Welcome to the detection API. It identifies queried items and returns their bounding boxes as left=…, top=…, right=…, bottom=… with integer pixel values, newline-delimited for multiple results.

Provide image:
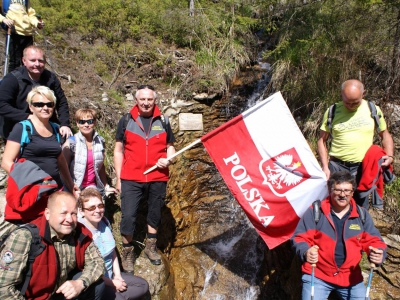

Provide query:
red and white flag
left=201, top=91, right=327, bottom=249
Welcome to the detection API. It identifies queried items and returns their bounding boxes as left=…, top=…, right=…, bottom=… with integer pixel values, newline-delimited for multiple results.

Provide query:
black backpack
left=0, top=224, right=45, bottom=295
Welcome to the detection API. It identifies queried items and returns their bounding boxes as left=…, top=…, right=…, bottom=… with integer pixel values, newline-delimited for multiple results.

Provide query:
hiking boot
left=144, top=238, right=161, bottom=265
left=121, top=246, right=135, bottom=273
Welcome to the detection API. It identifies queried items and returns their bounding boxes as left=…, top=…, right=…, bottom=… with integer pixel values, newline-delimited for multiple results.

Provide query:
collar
left=129, top=104, right=161, bottom=120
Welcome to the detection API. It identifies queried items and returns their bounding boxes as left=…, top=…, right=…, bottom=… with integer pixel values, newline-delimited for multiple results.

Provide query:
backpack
left=122, top=112, right=168, bottom=143
left=1, top=0, right=29, bottom=15
left=0, top=223, right=45, bottom=296
left=312, top=199, right=366, bottom=225
left=326, top=101, right=381, bottom=136
left=19, top=119, right=61, bottom=155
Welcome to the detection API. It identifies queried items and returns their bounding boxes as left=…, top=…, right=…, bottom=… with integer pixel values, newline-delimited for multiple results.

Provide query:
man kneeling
left=0, top=191, right=105, bottom=299
left=292, top=171, right=386, bottom=299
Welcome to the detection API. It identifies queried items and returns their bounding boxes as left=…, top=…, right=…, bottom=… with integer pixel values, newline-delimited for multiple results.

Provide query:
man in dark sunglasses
left=114, top=84, right=175, bottom=271
left=0, top=45, right=72, bottom=140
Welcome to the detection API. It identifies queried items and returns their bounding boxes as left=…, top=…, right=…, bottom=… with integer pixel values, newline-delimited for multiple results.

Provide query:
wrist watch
left=81, top=279, right=88, bottom=291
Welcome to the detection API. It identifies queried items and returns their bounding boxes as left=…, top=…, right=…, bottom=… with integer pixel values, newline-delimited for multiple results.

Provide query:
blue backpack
left=1, top=0, right=29, bottom=15
left=19, top=120, right=61, bottom=155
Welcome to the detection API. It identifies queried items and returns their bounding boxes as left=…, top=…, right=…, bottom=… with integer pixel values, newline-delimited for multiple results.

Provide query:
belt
left=330, top=157, right=361, bottom=167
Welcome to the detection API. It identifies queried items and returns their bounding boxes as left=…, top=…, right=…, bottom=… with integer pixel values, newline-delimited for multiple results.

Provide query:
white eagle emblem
left=264, top=154, right=304, bottom=189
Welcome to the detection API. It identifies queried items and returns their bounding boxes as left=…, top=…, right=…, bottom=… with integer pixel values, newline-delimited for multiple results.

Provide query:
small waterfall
left=198, top=199, right=264, bottom=299
left=198, top=59, right=272, bottom=299
left=246, top=59, right=270, bottom=108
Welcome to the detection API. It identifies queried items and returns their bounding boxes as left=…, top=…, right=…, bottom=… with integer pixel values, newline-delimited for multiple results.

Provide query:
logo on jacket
left=349, top=224, right=361, bottom=230
left=151, top=125, right=163, bottom=131
left=260, top=147, right=311, bottom=197
left=1, top=250, right=14, bottom=264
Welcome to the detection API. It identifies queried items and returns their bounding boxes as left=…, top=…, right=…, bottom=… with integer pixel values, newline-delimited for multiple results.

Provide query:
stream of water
left=198, top=56, right=271, bottom=300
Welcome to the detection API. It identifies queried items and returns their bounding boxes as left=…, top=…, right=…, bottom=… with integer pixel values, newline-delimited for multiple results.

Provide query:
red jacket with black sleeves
left=291, top=197, right=386, bottom=287
left=120, top=104, right=172, bottom=182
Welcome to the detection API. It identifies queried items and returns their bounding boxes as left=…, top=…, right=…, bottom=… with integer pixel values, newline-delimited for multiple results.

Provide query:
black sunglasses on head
left=137, top=84, right=155, bottom=91
left=78, top=119, right=95, bottom=125
left=31, top=102, right=55, bottom=108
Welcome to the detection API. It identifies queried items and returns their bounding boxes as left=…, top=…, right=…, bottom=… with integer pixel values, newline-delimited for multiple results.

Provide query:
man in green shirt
left=317, top=79, right=394, bottom=206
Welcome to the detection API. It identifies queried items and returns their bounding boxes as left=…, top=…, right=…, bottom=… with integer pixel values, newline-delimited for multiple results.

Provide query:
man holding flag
left=114, top=84, right=175, bottom=271
left=291, top=171, right=386, bottom=299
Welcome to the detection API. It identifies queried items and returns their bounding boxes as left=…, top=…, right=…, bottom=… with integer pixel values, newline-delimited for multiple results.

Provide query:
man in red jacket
left=0, top=191, right=105, bottom=300
left=114, top=84, right=175, bottom=272
left=292, top=171, right=386, bottom=299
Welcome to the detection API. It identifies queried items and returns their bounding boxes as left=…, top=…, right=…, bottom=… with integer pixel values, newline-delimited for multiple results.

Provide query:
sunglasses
left=83, top=203, right=105, bottom=211
left=137, top=84, right=155, bottom=91
left=31, top=102, right=55, bottom=108
left=78, top=119, right=95, bottom=125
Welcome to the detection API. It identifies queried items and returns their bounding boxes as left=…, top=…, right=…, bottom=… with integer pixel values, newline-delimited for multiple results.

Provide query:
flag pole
left=143, top=138, right=202, bottom=175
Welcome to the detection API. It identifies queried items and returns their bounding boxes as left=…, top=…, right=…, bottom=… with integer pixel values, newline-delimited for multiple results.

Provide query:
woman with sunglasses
left=63, top=108, right=116, bottom=196
left=78, top=188, right=149, bottom=300
left=1, top=86, right=79, bottom=223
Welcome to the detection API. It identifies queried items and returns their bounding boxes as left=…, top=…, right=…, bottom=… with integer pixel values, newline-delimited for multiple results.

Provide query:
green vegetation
left=32, top=0, right=267, bottom=94
left=264, top=0, right=400, bottom=140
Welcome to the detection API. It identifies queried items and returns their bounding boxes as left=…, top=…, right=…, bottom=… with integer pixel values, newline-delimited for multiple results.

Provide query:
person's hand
left=105, top=184, right=117, bottom=196
left=60, top=126, right=73, bottom=138
left=72, top=184, right=81, bottom=199
left=305, top=245, right=319, bottom=264
left=369, top=246, right=384, bottom=265
left=156, top=158, right=171, bottom=169
left=37, top=20, right=45, bottom=29
left=2, top=18, right=14, bottom=27
left=322, top=166, right=330, bottom=181
left=112, top=275, right=127, bottom=292
left=56, top=280, right=85, bottom=299
left=381, top=155, right=394, bottom=167
left=115, top=179, right=121, bottom=193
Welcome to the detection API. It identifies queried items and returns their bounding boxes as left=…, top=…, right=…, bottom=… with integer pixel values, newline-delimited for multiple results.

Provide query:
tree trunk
left=189, top=0, right=194, bottom=17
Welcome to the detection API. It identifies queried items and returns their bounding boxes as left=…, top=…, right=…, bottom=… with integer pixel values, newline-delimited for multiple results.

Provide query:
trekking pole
left=310, top=246, right=319, bottom=300
left=3, top=26, right=12, bottom=75
left=365, top=262, right=376, bottom=300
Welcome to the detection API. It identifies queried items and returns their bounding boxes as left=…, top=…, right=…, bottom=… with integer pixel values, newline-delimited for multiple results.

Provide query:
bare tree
left=189, top=0, right=195, bottom=17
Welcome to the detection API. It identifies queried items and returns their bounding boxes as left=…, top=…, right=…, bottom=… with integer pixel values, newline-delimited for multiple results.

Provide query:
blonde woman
left=1, top=85, right=79, bottom=225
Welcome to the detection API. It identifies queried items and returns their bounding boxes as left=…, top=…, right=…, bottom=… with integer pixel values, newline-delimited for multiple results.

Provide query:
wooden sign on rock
left=179, top=113, right=203, bottom=131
